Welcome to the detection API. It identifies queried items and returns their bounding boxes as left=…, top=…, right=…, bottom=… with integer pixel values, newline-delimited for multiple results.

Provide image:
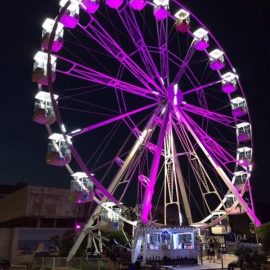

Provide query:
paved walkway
left=164, top=254, right=238, bottom=269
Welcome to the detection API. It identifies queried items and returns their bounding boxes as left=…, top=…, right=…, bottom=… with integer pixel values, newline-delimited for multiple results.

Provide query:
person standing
left=209, top=239, right=215, bottom=262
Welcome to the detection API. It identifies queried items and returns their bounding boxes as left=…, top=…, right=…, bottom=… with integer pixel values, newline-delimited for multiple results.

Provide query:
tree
left=257, top=222, right=270, bottom=254
left=49, top=229, right=86, bottom=257
left=102, top=230, right=129, bottom=246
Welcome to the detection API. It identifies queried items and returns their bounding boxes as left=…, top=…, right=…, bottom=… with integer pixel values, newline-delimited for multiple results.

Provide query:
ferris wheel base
left=132, top=226, right=198, bottom=265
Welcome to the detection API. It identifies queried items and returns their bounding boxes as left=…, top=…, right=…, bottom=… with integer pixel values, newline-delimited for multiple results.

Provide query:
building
left=0, top=185, right=87, bottom=264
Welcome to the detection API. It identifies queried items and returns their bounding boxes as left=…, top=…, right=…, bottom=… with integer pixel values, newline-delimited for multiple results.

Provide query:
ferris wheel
left=32, top=0, right=260, bottom=259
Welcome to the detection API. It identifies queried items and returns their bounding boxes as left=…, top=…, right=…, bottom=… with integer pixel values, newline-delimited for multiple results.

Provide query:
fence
left=32, top=257, right=115, bottom=270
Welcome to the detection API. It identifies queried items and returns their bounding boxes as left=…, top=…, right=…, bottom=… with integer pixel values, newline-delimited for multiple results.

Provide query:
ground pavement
left=164, top=254, right=238, bottom=270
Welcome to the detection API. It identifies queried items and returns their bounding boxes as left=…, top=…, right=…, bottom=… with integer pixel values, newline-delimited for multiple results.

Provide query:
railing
left=32, top=257, right=114, bottom=270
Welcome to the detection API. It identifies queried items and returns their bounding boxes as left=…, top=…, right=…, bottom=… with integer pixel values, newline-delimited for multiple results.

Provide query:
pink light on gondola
left=105, top=0, right=124, bottom=9
left=130, top=0, right=147, bottom=11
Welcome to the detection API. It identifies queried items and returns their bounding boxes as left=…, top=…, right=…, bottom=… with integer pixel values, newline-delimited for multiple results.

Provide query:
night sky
left=1, top=1, right=270, bottom=221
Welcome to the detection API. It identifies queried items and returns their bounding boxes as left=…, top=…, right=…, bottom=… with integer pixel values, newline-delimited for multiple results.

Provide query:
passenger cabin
left=33, top=91, right=58, bottom=125
left=209, top=49, right=225, bottom=70
left=175, top=9, right=190, bottom=33
left=129, top=0, right=147, bottom=11
left=237, top=147, right=252, bottom=168
left=236, top=122, right=251, bottom=142
left=105, top=0, right=124, bottom=9
left=221, top=72, right=238, bottom=94
left=59, top=0, right=80, bottom=29
left=70, top=172, right=94, bottom=204
left=82, top=0, right=100, bottom=14
left=99, top=202, right=124, bottom=232
left=231, top=97, right=247, bottom=117
left=210, top=212, right=231, bottom=235
left=233, top=171, right=248, bottom=192
left=225, top=195, right=242, bottom=215
left=41, top=18, right=64, bottom=52
left=133, top=227, right=198, bottom=265
left=153, top=0, right=169, bottom=20
left=193, top=28, right=209, bottom=51
left=47, top=133, right=72, bottom=166
left=32, top=51, right=57, bottom=86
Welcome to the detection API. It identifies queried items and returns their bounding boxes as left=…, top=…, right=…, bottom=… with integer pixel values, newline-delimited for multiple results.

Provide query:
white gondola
left=99, top=202, right=124, bottom=232
left=236, top=122, right=251, bottom=142
left=41, top=18, right=64, bottom=52
left=129, top=0, right=147, bottom=11
left=32, top=51, right=57, bottom=86
left=47, top=133, right=72, bottom=166
left=225, top=194, right=242, bottom=215
left=33, top=91, right=58, bottom=125
left=232, top=171, right=248, bottom=192
left=175, top=9, right=190, bottom=33
left=70, top=172, right=94, bottom=204
left=237, top=147, right=252, bottom=167
left=105, top=0, right=124, bottom=9
left=231, top=97, right=248, bottom=117
left=193, top=28, right=209, bottom=51
left=153, top=0, right=169, bottom=21
left=221, top=72, right=238, bottom=94
left=59, top=0, right=80, bottom=29
left=209, top=49, right=225, bottom=70
left=81, top=0, right=100, bottom=14
left=211, top=212, right=231, bottom=235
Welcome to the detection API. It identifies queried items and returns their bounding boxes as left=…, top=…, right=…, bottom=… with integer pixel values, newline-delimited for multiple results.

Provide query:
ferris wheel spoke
left=168, top=50, right=209, bottom=111
left=174, top=107, right=261, bottom=226
left=55, top=55, right=157, bottom=100
left=118, top=6, right=166, bottom=92
left=141, top=105, right=171, bottom=224
left=176, top=108, right=235, bottom=167
left=182, top=103, right=235, bottom=126
left=183, top=79, right=223, bottom=96
left=78, top=18, right=163, bottom=93
left=157, top=19, right=169, bottom=85
left=173, top=46, right=196, bottom=84
left=70, top=102, right=158, bottom=137
left=172, top=121, right=224, bottom=216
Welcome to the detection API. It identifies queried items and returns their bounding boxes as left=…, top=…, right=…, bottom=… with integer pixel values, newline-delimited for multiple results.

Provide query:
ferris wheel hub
left=168, top=84, right=183, bottom=106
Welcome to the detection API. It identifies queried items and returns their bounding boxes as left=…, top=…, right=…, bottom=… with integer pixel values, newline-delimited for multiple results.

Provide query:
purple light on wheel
left=82, top=0, right=99, bottom=14
left=194, top=40, right=209, bottom=51
left=232, top=108, right=247, bottom=118
left=238, top=134, right=251, bottom=142
left=75, top=224, right=81, bottom=230
left=154, top=6, right=169, bottom=21
left=210, top=60, right=225, bottom=71
left=42, top=36, right=63, bottom=52
left=130, top=0, right=147, bottom=11
left=222, top=82, right=237, bottom=94
left=60, top=13, right=79, bottom=29
left=105, top=0, right=123, bottom=9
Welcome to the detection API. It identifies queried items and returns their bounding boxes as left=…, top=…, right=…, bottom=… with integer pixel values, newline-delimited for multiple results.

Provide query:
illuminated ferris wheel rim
left=32, top=0, right=260, bottom=237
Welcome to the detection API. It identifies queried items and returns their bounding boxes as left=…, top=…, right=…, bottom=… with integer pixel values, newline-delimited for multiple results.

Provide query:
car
left=228, top=260, right=255, bottom=270
left=0, top=257, right=10, bottom=270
